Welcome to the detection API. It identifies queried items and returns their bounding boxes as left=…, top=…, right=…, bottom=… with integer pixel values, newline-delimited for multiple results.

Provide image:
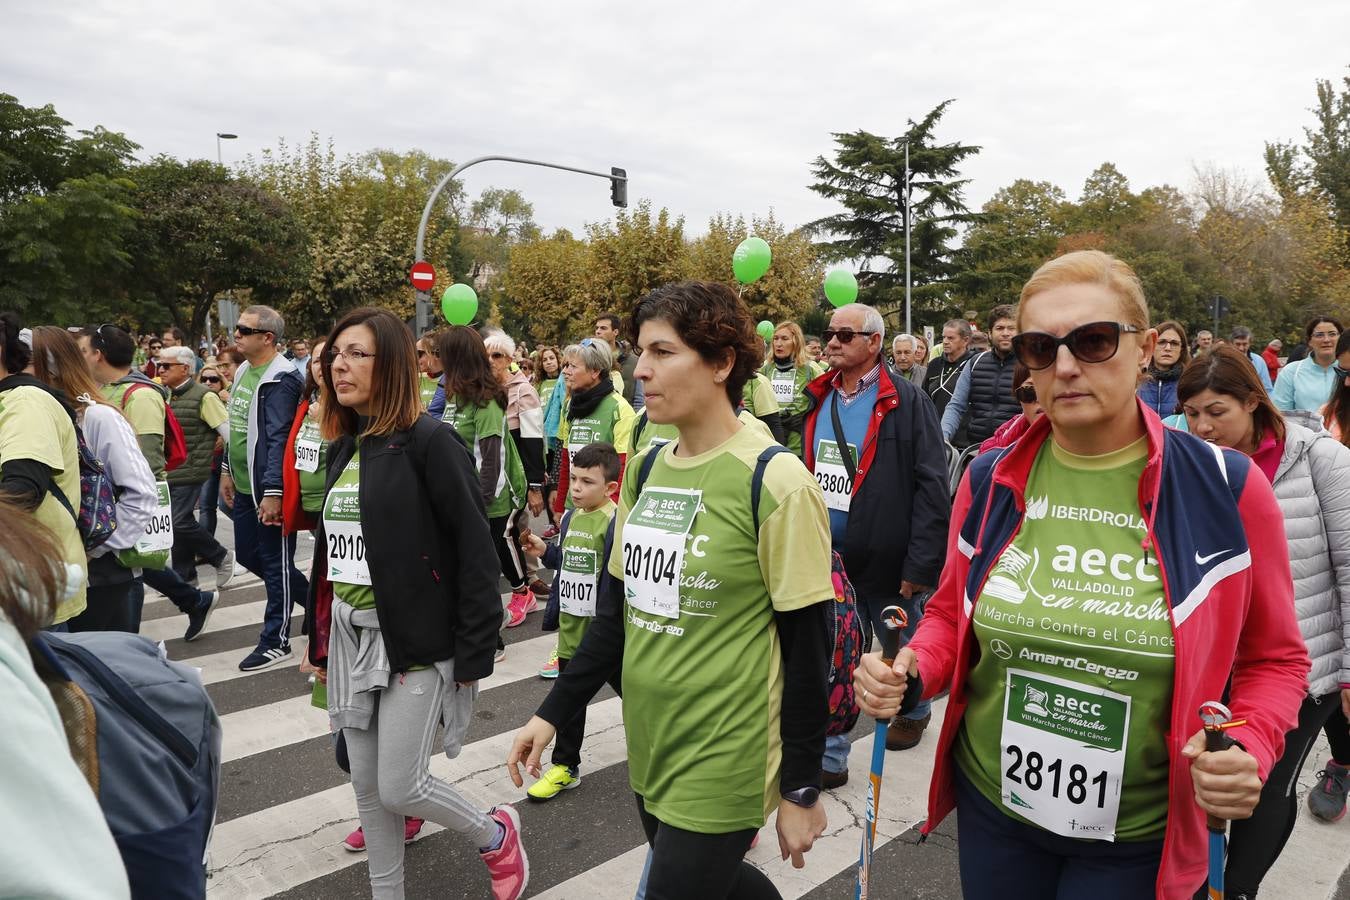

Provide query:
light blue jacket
left=1272, top=357, right=1338, bottom=413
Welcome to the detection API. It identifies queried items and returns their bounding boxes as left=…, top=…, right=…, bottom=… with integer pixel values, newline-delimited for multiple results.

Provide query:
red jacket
left=281, top=398, right=318, bottom=535
left=1262, top=347, right=1282, bottom=384
left=910, top=402, right=1309, bottom=899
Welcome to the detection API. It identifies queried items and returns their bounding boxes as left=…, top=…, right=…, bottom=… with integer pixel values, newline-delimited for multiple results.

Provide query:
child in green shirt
left=519, top=442, right=620, bottom=801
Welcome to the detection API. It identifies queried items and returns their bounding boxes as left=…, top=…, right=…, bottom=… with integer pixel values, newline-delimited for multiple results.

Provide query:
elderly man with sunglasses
left=219, top=306, right=309, bottom=672
left=802, top=303, right=950, bottom=786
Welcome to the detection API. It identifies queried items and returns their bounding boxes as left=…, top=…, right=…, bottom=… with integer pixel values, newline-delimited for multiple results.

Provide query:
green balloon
left=757, top=320, right=775, bottom=341
left=732, top=236, right=772, bottom=284
left=823, top=269, right=859, bottom=307
left=440, top=283, right=479, bottom=325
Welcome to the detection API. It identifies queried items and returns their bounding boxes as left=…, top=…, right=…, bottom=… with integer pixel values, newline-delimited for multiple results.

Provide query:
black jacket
left=305, top=414, right=503, bottom=680
left=965, top=348, right=1020, bottom=444
left=803, top=365, right=950, bottom=596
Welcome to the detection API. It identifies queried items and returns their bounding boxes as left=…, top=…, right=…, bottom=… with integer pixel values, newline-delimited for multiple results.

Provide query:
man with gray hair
left=802, top=303, right=949, bottom=782
left=922, top=318, right=975, bottom=442
left=156, top=344, right=235, bottom=602
left=1230, top=326, right=1274, bottom=391
left=891, top=333, right=927, bottom=385
left=220, top=305, right=308, bottom=671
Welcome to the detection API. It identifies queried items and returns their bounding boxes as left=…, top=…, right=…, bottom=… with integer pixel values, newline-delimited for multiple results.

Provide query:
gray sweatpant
left=344, top=667, right=497, bottom=900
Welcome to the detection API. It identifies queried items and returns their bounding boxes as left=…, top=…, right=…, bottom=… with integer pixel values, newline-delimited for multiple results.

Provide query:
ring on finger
left=862, top=688, right=869, bottom=703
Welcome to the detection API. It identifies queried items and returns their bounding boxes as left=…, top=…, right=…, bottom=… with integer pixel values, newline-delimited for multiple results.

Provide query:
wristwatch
left=781, top=786, right=820, bottom=808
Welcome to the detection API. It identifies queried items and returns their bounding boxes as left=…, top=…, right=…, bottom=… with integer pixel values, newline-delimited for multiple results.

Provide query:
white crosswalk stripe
left=145, top=576, right=1350, bottom=900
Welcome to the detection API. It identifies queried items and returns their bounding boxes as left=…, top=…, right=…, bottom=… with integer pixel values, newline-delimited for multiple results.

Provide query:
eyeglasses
left=489, top=352, right=508, bottom=360
left=822, top=329, right=876, bottom=345
left=1313, top=331, right=1340, bottom=340
left=1156, top=339, right=1183, bottom=349
left=201, top=376, right=222, bottom=384
left=327, top=347, right=376, bottom=363
left=417, top=349, right=439, bottom=358
left=1011, top=322, right=1141, bottom=371
left=234, top=324, right=273, bottom=337
left=1014, top=384, right=1038, bottom=404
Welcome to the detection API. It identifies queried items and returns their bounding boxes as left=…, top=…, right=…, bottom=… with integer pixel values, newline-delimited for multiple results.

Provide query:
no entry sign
left=409, top=260, right=436, bottom=290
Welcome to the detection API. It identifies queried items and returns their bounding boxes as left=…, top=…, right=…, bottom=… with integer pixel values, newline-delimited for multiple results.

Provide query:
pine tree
left=806, top=100, right=984, bottom=327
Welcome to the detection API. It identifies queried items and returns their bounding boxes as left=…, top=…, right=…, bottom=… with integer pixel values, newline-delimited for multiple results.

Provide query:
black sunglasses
left=1335, top=365, right=1350, bottom=379
left=234, top=323, right=273, bottom=337
left=1011, top=322, right=1141, bottom=371
left=822, top=329, right=876, bottom=345
left=201, top=375, right=222, bottom=384
left=1014, top=384, right=1037, bottom=403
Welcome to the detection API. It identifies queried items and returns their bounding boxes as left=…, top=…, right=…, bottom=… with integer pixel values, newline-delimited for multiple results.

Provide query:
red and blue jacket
left=910, top=401, right=1309, bottom=899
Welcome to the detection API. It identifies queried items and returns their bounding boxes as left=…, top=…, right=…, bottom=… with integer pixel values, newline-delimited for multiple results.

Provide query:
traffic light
left=610, top=167, right=627, bottom=208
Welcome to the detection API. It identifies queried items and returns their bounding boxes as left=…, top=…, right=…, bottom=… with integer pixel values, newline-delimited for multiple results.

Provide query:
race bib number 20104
left=621, top=487, right=701, bottom=620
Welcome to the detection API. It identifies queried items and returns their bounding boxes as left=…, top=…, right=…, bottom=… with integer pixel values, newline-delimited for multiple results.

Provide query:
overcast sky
left=6, top=1, right=1348, bottom=239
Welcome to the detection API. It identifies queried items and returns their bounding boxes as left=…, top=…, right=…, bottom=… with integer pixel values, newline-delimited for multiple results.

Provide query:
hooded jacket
left=221, top=354, right=303, bottom=500
left=908, top=402, right=1309, bottom=899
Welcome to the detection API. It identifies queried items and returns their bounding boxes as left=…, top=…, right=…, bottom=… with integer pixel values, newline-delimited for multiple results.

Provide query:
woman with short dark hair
left=306, top=307, right=526, bottom=900
left=510, top=281, right=834, bottom=899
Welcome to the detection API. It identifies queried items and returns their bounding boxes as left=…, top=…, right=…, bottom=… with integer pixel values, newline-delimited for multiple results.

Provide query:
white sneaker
left=215, top=549, right=237, bottom=591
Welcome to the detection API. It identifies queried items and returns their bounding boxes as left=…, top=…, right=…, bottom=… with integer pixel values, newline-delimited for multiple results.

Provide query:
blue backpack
left=31, top=631, right=222, bottom=900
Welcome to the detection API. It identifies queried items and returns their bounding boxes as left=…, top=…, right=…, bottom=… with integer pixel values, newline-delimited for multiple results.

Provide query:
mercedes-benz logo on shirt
left=990, top=639, right=1013, bottom=660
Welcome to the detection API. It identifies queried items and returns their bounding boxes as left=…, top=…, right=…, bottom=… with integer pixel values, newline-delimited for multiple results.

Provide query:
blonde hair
left=1018, top=250, right=1148, bottom=330
left=772, top=322, right=809, bottom=368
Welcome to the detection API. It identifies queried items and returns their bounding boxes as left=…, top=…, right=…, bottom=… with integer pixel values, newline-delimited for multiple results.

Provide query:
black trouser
left=551, top=657, right=623, bottom=769
left=489, top=513, right=526, bottom=591
left=635, top=794, right=779, bottom=900
left=68, top=581, right=139, bottom=633
left=169, top=482, right=227, bottom=580
left=1226, top=691, right=1350, bottom=894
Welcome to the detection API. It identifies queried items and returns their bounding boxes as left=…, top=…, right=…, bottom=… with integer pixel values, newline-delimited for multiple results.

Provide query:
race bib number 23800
left=621, top=487, right=701, bottom=620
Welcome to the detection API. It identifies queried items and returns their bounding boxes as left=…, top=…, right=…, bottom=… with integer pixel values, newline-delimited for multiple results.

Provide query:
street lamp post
left=216, top=132, right=238, bottom=165
left=904, top=141, right=912, bottom=336
left=412, top=155, right=628, bottom=335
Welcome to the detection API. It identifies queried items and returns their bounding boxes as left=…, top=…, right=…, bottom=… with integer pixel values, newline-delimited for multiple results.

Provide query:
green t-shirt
left=443, top=396, right=526, bottom=518
left=227, top=365, right=266, bottom=495
left=562, top=392, right=635, bottom=509
left=760, top=361, right=823, bottom=456
left=606, top=425, right=834, bottom=832
left=632, top=411, right=772, bottom=455
left=557, top=500, right=616, bottom=658
left=538, top=377, right=559, bottom=413
left=323, top=451, right=375, bottom=610
left=199, top=390, right=228, bottom=430
left=293, top=413, right=329, bottom=513
left=741, top=372, right=781, bottom=418
left=105, top=381, right=167, bottom=478
left=0, top=386, right=87, bottom=624
left=953, top=437, right=1174, bottom=842
left=418, top=375, right=439, bottom=411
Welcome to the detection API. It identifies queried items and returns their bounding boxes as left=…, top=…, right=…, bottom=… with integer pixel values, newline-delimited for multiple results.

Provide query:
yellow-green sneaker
left=526, top=764, right=580, bottom=802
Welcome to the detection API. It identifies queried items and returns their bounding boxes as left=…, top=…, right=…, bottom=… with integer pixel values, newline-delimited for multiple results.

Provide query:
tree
left=584, top=200, right=688, bottom=313
left=807, top=100, right=984, bottom=320
left=953, top=179, right=1069, bottom=309
left=687, top=212, right=823, bottom=326
left=1264, top=69, right=1350, bottom=257
left=124, top=157, right=307, bottom=342
left=502, top=229, right=591, bottom=344
left=0, top=94, right=141, bottom=322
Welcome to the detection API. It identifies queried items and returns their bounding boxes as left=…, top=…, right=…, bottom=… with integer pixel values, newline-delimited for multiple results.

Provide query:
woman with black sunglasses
left=855, top=250, right=1309, bottom=899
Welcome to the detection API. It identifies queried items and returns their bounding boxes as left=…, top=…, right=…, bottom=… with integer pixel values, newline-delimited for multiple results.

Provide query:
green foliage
left=0, top=94, right=142, bottom=322
left=807, top=100, right=984, bottom=323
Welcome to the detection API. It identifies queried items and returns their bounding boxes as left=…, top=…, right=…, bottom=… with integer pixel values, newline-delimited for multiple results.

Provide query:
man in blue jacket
left=803, top=303, right=950, bottom=786
left=219, top=306, right=307, bottom=671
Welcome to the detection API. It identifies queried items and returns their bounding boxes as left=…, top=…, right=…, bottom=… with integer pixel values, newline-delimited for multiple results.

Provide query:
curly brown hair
left=629, top=281, right=763, bottom=406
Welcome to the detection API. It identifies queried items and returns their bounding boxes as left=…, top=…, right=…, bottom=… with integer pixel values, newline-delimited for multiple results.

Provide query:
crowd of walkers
left=1, top=248, right=1348, bottom=899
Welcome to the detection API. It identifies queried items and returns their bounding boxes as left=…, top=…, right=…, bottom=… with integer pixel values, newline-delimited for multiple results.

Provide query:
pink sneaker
left=481, top=805, right=529, bottom=900
left=340, top=816, right=425, bottom=852
left=505, top=589, right=537, bottom=628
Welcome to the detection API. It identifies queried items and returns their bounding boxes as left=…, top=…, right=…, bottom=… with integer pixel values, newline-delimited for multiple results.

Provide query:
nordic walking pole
left=1199, top=701, right=1242, bottom=900
left=855, top=604, right=907, bottom=900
